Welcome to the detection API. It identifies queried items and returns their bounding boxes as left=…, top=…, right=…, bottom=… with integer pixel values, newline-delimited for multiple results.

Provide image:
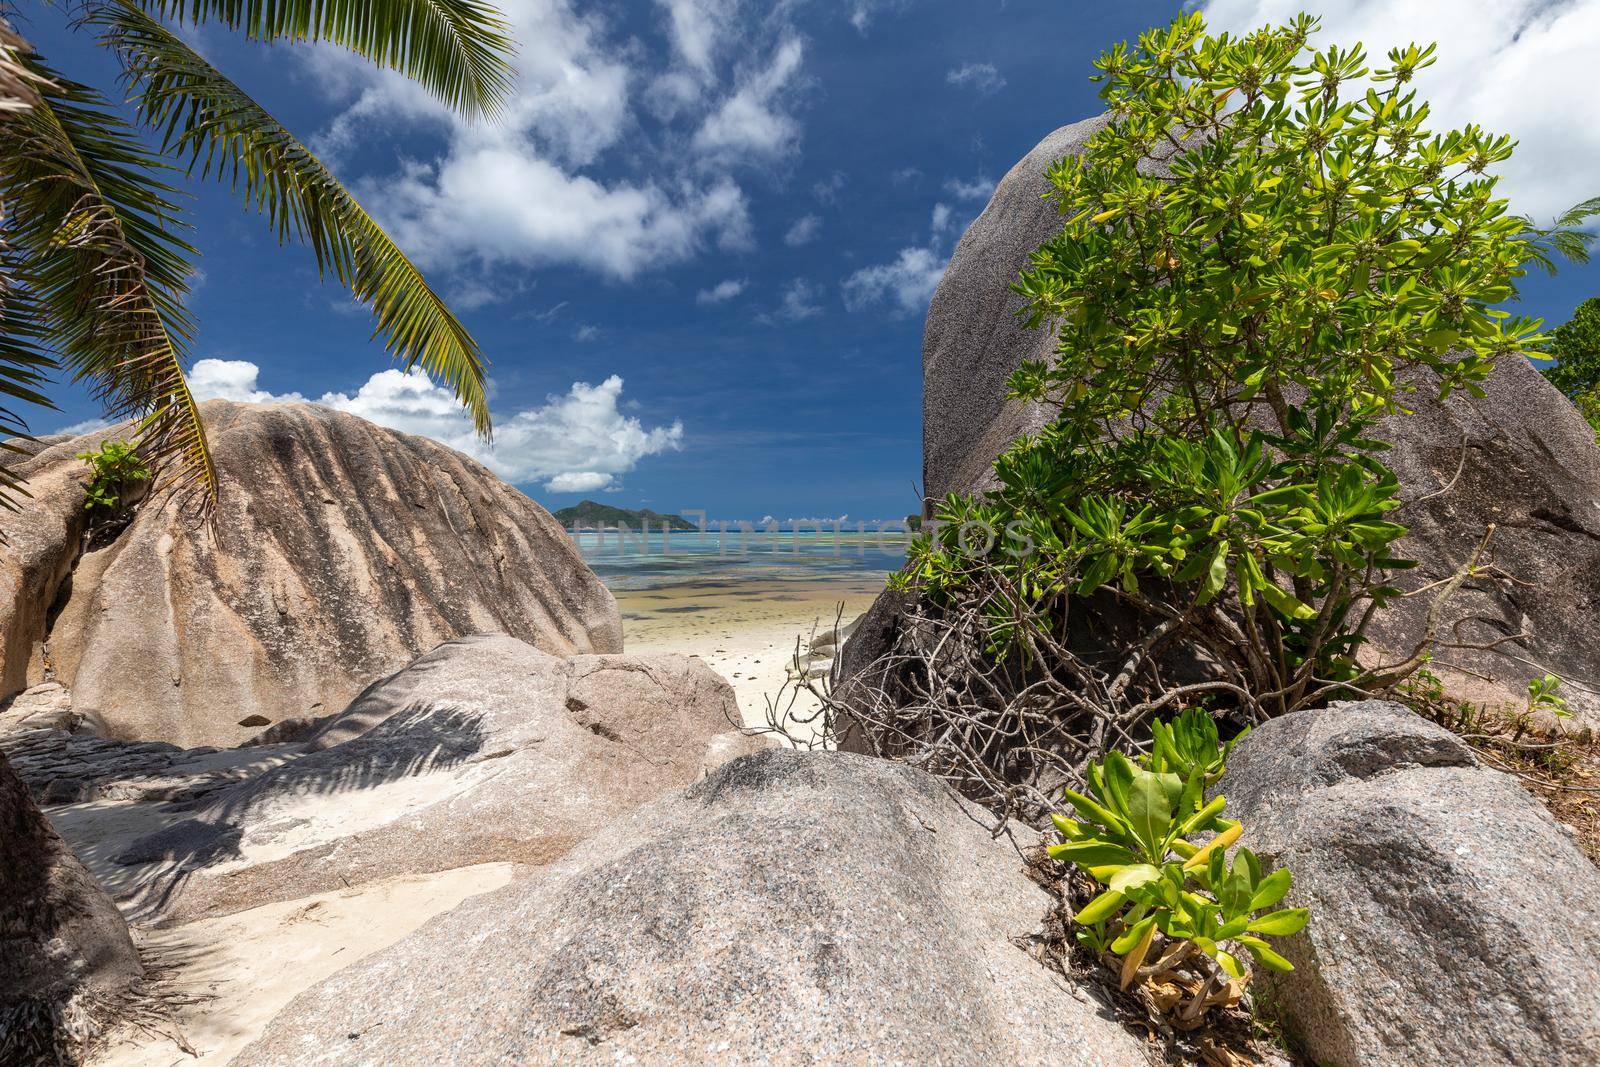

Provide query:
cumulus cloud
left=812, top=171, right=847, bottom=205
left=308, top=0, right=804, bottom=292
left=692, top=36, right=806, bottom=164
left=841, top=246, right=948, bottom=315
left=847, top=0, right=911, bottom=34
left=188, top=359, right=681, bottom=492
left=696, top=277, right=748, bottom=303
left=655, top=0, right=739, bottom=74
left=944, top=174, right=996, bottom=201
left=784, top=214, right=821, bottom=246
left=1199, top=0, right=1600, bottom=222
left=841, top=202, right=958, bottom=316
left=759, top=278, right=822, bottom=324
left=946, top=61, right=1005, bottom=95
left=53, top=417, right=112, bottom=437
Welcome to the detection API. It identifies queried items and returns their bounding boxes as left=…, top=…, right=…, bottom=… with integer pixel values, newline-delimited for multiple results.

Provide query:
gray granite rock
left=1222, top=701, right=1600, bottom=1066
left=120, top=634, right=765, bottom=925
left=1, top=751, right=144, bottom=1064
left=910, top=117, right=1600, bottom=723
left=0, top=400, right=624, bottom=748
left=232, top=748, right=1143, bottom=1067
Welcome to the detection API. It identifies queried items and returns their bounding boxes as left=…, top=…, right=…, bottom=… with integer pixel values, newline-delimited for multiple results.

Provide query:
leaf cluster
left=899, top=12, right=1547, bottom=716
left=1049, top=712, right=1305, bottom=1021
left=77, top=438, right=150, bottom=512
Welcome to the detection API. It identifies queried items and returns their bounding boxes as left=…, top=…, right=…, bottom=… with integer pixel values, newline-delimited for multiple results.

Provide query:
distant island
left=552, top=499, right=698, bottom=531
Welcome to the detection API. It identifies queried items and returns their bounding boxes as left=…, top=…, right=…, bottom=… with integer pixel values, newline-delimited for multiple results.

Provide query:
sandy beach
left=618, top=577, right=885, bottom=734
left=577, top=528, right=907, bottom=739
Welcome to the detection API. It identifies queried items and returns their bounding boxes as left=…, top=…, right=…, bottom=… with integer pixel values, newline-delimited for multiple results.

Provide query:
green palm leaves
left=0, top=1, right=514, bottom=512
left=96, top=1, right=492, bottom=435
left=141, top=0, right=515, bottom=119
left=1, top=54, right=213, bottom=506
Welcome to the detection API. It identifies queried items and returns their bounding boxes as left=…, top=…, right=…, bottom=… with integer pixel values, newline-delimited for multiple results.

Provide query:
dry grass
left=1399, top=676, right=1600, bottom=867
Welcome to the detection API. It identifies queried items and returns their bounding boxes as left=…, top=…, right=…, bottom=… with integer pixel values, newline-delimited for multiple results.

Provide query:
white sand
left=616, top=578, right=884, bottom=739
left=93, top=864, right=514, bottom=1067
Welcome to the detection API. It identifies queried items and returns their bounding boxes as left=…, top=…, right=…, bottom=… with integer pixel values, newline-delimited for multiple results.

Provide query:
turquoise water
left=571, top=528, right=910, bottom=592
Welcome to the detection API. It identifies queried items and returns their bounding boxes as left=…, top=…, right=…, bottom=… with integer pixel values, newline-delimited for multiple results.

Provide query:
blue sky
left=20, top=0, right=1600, bottom=521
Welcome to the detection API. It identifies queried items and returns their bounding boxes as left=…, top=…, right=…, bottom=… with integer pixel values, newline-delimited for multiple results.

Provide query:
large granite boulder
left=119, top=634, right=762, bottom=925
left=0, top=400, right=623, bottom=747
left=230, top=749, right=1145, bottom=1066
left=1220, top=701, right=1600, bottom=1066
left=909, top=117, right=1600, bottom=720
left=1, top=751, right=144, bottom=1065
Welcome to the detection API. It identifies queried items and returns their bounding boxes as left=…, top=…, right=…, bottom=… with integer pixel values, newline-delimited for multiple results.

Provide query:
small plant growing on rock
left=1527, top=674, right=1570, bottom=722
left=1051, top=713, right=1305, bottom=1026
left=77, top=439, right=149, bottom=513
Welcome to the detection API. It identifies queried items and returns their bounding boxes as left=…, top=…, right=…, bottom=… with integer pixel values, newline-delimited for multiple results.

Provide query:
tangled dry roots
left=762, top=579, right=1260, bottom=827
left=760, top=553, right=1485, bottom=828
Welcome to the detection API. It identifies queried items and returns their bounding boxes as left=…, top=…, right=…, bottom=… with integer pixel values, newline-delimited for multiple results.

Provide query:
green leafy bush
left=1539, top=297, right=1600, bottom=440
left=77, top=439, right=150, bottom=512
left=1050, top=712, right=1304, bottom=1023
left=895, top=11, right=1550, bottom=724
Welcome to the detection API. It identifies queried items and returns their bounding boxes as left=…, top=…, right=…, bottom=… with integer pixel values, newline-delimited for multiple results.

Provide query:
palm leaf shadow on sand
left=110, top=680, right=490, bottom=918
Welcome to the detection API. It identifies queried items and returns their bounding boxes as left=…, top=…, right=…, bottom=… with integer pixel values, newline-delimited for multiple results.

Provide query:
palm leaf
left=1517, top=196, right=1600, bottom=276
left=0, top=51, right=218, bottom=507
left=136, top=0, right=515, bottom=119
left=99, top=0, right=491, bottom=435
left=0, top=20, right=55, bottom=511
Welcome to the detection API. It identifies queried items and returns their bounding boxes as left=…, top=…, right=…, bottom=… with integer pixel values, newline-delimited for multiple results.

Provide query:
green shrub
left=77, top=439, right=150, bottom=512
left=1050, top=711, right=1304, bottom=1022
left=895, top=11, right=1548, bottom=721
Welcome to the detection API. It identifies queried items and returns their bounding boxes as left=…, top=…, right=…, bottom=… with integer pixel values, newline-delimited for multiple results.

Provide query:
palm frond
left=0, top=50, right=217, bottom=508
left=136, top=0, right=515, bottom=119
left=1517, top=196, right=1600, bottom=275
left=99, top=1, right=491, bottom=435
left=0, top=19, right=55, bottom=511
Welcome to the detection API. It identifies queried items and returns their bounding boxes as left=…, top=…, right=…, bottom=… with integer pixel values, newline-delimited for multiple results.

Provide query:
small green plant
left=77, top=440, right=150, bottom=513
left=1528, top=674, right=1571, bottom=721
left=1146, top=708, right=1249, bottom=787
left=1049, top=714, right=1305, bottom=1024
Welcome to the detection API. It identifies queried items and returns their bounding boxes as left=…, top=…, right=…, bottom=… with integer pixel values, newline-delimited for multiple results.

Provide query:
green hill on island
left=552, top=500, right=698, bottom=531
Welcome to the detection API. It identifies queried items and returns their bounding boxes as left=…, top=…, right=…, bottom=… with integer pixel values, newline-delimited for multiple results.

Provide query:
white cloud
left=696, top=277, right=748, bottom=303
left=946, top=61, right=1005, bottom=95
left=189, top=359, right=306, bottom=405
left=841, top=199, right=958, bottom=316
left=841, top=246, right=948, bottom=315
left=574, top=325, right=602, bottom=342
left=784, top=214, right=821, bottom=246
left=944, top=174, right=995, bottom=201
left=692, top=36, right=806, bottom=164
left=656, top=0, right=739, bottom=74
left=812, top=171, right=847, bottom=205
left=54, top=417, right=112, bottom=437
left=187, top=359, right=681, bottom=492
left=761, top=278, right=822, bottom=323
left=847, top=0, right=911, bottom=34
left=1199, top=0, right=1600, bottom=222
left=546, top=471, right=615, bottom=493
left=307, top=0, right=793, bottom=288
